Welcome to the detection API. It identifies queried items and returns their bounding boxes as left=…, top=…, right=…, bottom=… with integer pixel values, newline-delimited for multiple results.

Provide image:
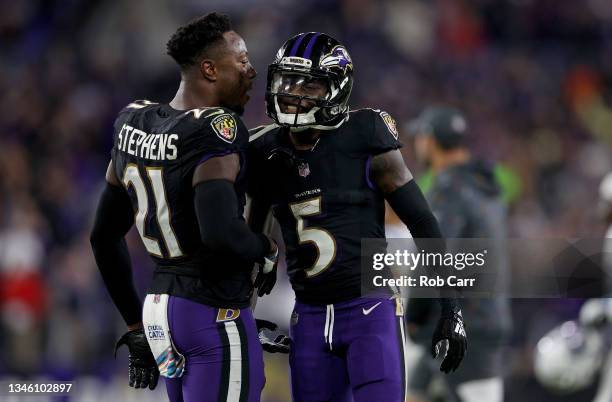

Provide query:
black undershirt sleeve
left=194, top=179, right=270, bottom=263
left=246, top=145, right=273, bottom=234
left=90, top=182, right=142, bottom=326
left=385, top=179, right=442, bottom=238
left=386, top=180, right=460, bottom=314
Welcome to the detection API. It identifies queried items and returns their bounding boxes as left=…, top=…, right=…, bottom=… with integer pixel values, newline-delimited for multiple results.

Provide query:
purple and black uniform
left=249, top=108, right=408, bottom=402
left=112, top=100, right=264, bottom=402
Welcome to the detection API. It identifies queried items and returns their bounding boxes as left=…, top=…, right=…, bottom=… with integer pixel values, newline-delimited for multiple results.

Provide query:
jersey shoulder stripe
left=180, top=107, right=227, bottom=121
left=249, top=124, right=279, bottom=143
left=350, top=107, right=379, bottom=113
left=125, top=99, right=159, bottom=109
left=115, top=100, right=158, bottom=119
left=113, top=100, right=158, bottom=132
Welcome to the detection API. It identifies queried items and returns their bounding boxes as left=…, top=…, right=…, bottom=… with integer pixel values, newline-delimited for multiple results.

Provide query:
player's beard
left=221, top=76, right=251, bottom=116
left=220, top=97, right=245, bottom=116
left=229, top=104, right=245, bottom=116
left=235, top=75, right=254, bottom=116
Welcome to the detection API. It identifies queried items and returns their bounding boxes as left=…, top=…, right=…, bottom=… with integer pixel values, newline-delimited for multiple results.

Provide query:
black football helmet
left=266, top=32, right=353, bottom=129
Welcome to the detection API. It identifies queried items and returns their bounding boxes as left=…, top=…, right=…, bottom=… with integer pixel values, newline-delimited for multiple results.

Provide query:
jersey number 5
left=290, top=197, right=336, bottom=277
left=123, top=164, right=183, bottom=258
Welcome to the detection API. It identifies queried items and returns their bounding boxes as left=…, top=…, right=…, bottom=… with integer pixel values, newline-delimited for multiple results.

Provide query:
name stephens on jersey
left=116, top=123, right=178, bottom=161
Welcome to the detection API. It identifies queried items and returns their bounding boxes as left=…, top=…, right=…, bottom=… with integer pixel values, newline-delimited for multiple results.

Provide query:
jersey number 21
left=123, top=164, right=183, bottom=258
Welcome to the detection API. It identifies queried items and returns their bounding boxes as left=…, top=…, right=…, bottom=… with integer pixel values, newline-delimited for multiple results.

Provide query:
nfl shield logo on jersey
left=211, top=114, right=237, bottom=143
left=298, top=162, right=310, bottom=178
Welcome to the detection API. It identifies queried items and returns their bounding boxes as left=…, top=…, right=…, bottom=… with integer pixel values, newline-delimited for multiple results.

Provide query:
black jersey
left=249, top=108, right=401, bottom=304
left=111, top=100, right=253, bottom=308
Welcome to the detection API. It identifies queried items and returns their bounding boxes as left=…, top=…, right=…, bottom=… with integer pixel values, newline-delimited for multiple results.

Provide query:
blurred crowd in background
left=0, top=0, right=611, bottom=401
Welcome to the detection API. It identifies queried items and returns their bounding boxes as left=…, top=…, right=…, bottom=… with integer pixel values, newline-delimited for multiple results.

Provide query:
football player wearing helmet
left=90, top=13, right=277, bottom=402
left=248, top=33, right=467, bottom=402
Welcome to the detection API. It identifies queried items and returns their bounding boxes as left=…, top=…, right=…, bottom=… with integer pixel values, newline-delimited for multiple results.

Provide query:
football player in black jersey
left=90, top=13, right=277, bottom=402
left=248, top=33, right=468, bottom=402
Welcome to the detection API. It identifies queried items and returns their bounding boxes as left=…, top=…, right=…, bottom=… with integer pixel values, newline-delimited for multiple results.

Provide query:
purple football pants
left=163, top=296, right=265, bottom=402
left=290, top=297, right=407, bottom=402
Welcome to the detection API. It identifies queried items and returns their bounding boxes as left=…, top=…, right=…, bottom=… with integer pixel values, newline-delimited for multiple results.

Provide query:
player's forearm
left=247, top=195, right=273, bottom=234
left=371, top=151, right=459, bottom=302
left=194, top=179, right=270, bottom=262
left=385, top=180, right=462, bottom=306
left=90, top=183, right=142, bottom=326
left=91, top=237, right=143, bottom=325
left=386, top=180, right=443, bottom=239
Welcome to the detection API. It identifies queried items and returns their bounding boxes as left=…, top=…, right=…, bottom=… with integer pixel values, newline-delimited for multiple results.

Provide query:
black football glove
left=254, top=241, right=279, bottom=297
left=256, top=319, right=291, bottom=354
left=431, top=308, right=467, bottom=373
left=115, top=329, right=160, bottom=390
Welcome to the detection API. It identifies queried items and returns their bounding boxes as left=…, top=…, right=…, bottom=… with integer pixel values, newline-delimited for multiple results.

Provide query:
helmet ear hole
left=265, top=33, right=353, bottom=129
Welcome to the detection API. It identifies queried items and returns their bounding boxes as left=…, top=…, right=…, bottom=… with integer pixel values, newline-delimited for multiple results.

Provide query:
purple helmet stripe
left=289, top=33, right=308, bottom=57
left=303, top=32, right=321, bottom=59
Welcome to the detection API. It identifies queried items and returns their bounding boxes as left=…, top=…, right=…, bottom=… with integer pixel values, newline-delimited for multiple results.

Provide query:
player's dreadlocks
left=166, top=12, right=232, bottom=68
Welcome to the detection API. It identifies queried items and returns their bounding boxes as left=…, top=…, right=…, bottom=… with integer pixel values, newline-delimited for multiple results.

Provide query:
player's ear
left=200, top=59, right=217, bottom=82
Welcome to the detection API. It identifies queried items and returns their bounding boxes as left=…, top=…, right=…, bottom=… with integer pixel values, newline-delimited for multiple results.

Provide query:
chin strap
left=289, top=126, right=310, bottom=133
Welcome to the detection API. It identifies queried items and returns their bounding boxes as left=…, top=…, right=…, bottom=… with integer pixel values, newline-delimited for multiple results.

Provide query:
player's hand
left=431, top=308, right=467, bottom=373
left=254, top=238, right=279, bottom=296
left=115, top=329, right=160, bottom=390
left=256, top=319, right=291, bottom=353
